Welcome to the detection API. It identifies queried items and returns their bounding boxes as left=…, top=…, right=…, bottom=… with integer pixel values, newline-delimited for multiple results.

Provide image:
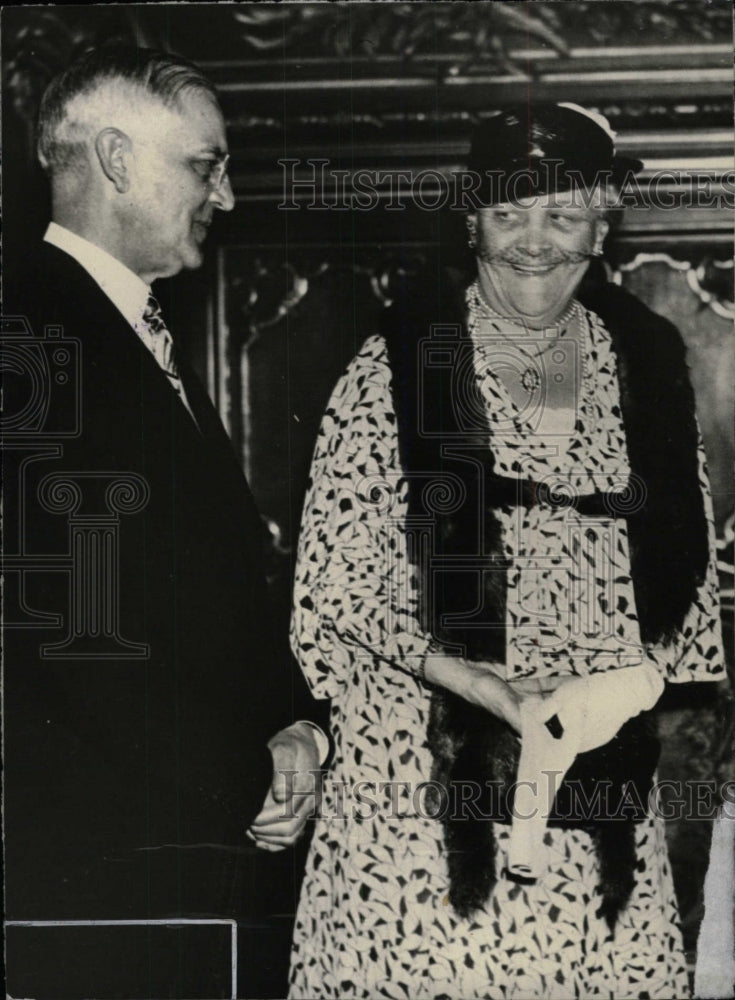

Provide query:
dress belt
left=486, top=474, right=635, bottom=517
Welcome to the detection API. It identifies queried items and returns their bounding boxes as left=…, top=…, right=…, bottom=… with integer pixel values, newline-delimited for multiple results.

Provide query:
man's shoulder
left=6, top=239, right=92, bottom=300
left=4, top=240, right=125, bottom=341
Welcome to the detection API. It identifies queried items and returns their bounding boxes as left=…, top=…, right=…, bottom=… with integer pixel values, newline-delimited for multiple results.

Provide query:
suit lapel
left=40, top=244, right=218, bottom=451
left=177, top=355, right=265, bottom=520
left=177, top=358, right=231, bottom=451
left=33, top=243, right=257, bottom=527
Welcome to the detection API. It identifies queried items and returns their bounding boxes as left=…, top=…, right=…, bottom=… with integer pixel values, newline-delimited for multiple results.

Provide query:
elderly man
left=3, top=46, right=324, bottom=999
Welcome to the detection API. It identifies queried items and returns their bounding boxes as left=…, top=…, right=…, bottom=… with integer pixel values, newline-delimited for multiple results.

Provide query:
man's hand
left=247, top=721, right=322, bottom=852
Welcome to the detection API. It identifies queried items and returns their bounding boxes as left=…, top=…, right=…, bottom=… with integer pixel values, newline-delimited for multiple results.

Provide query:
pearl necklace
left=467, top=283, right=580, bottom=394
left=468, top=282, right=579, bottom=332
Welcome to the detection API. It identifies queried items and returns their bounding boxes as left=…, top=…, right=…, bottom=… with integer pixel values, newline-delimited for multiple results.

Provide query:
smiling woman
left=469, top=194, right=609, bottom=328
left=288, top=103, right=725, bottom=999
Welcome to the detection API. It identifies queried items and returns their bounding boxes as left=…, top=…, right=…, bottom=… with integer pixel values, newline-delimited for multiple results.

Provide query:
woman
left=288, top=105, right=724, bottom=999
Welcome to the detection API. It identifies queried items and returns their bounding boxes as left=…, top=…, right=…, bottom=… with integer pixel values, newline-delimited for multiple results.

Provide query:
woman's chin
left=503, top=296, right=570, bottom=329
left=479, top=263, right=583, bottom=327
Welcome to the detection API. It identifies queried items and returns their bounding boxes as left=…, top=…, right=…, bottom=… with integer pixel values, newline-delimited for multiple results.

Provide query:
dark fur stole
left=382, top=268, right=708, bottom=928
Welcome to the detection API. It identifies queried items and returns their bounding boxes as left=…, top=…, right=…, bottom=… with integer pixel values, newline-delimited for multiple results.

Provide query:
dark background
left=3, top=1, right=733, bottom=991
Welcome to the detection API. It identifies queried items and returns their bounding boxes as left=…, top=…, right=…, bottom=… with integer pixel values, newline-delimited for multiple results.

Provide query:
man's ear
left=94, top=128, right=132, bottom=194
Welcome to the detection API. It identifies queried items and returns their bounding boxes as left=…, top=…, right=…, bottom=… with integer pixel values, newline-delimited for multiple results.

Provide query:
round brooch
left=521, top=366, right=541, bottom=392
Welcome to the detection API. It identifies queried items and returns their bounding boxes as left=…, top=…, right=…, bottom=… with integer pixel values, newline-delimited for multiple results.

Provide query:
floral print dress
left=288, top=290, right=725, bottom=1000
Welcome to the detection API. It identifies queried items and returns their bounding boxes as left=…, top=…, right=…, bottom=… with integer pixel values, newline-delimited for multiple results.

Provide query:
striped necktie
left=141, top=293, right=184, bottom=399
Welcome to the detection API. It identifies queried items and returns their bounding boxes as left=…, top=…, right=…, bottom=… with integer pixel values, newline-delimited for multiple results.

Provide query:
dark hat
left=465, top=103, right=643, bottom=207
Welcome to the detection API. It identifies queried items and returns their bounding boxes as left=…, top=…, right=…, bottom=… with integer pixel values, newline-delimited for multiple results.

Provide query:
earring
left=591, top=241, right=604, bottom=257
left=466, top=219, right=477, bottom=250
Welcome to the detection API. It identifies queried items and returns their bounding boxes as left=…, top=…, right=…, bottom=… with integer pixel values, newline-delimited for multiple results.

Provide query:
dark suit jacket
left=3, top=241, right=310, bottom=930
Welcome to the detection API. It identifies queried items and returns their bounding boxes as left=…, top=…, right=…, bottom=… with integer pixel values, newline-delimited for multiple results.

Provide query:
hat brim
left=462, top=154, right=646, bottom=207
left=611, top=154, right=645, bottom=181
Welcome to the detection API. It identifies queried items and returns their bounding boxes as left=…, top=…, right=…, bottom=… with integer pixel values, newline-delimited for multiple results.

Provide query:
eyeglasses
left=189, top=153, right=230, bottom=191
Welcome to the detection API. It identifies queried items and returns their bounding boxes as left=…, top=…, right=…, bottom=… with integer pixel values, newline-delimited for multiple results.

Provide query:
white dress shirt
left=43, top=223, right=196, bottom=419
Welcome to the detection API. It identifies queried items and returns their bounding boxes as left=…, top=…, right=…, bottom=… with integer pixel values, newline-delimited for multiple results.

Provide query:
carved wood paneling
left=612, top=253, right=734, bottom=527
left=4, top=4, right=733, bottom=187
left=217, top=245, right=431, bottom=543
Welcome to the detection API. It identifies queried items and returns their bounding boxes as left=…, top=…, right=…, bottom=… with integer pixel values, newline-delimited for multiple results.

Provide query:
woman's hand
left=423, top=653, right=523, bottom=733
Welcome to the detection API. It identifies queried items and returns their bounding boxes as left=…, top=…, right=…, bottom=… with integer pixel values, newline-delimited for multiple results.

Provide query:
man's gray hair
left=37, top=45, right=218, bottom=176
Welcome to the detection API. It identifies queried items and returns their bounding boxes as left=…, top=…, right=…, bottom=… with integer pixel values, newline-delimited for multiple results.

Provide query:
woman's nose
left=519, top=215, right=551, bottom=255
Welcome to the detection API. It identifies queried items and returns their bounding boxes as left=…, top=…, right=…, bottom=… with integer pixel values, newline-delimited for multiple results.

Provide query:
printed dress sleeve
left=646, top=433, right=726, bottom=683
left=290, top=335, right=432, bottom=700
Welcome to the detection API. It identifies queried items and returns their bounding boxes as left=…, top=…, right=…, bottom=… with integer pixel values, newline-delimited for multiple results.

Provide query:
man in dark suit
left=3, top=46, right=325, bottom=999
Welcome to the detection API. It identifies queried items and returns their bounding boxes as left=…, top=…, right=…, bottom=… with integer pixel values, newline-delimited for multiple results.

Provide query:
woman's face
left=471, top=191, right=609, bottom=329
